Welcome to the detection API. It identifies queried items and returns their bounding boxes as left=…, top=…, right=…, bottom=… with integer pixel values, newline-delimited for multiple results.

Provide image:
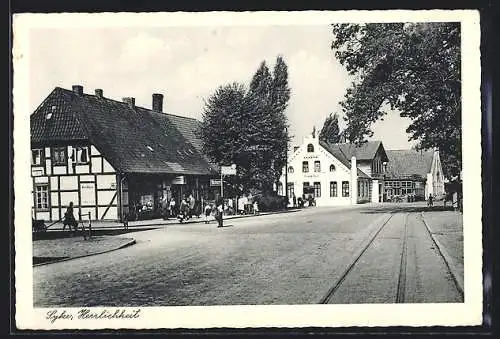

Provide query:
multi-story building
left=278, top=133, right=389, bottom=206
left=31, top=85, right=219, bottom=222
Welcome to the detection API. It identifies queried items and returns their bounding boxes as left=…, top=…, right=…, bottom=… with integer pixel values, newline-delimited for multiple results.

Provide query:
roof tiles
left=30, top=87, right=218, bottom=176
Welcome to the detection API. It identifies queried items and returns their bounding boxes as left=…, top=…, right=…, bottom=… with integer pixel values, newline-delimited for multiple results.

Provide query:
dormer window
left=307, top=144, right=314, bottom=152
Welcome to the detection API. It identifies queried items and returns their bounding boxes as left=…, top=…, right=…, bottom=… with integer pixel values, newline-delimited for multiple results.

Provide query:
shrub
left=255, top=194, right=288, bottom=212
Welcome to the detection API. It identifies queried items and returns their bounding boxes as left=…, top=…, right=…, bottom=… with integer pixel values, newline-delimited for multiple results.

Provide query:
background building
left=31, top=85, right=219, bottom=222
left=384, top=149, right=445, bottom=201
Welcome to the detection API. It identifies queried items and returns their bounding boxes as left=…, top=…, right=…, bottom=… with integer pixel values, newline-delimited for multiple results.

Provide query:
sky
left=28, top=25, right=417, bottom=150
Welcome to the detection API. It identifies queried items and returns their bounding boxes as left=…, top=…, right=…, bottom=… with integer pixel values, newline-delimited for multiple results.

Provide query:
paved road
left=33, top=203, right=463, bottom=307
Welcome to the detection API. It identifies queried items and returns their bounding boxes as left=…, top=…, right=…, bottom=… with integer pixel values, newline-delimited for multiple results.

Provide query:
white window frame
left=52, top=147, right=67, bottom=166
left=314, top=161, right=321, bottom=172
left=35, top=184, right=49, bottom=210
left=302, top=161, right=309, bottom=173
left=73, top=146, right=89, bottom=165
left=31, top=149, right=44, bottom=166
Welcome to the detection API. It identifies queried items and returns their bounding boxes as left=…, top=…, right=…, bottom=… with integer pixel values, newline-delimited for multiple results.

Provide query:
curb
left=45, top=209, right=303, bottom=232
left=420, top=212, right=464, bottom=297
left=33, top=238, right=137, bottom=267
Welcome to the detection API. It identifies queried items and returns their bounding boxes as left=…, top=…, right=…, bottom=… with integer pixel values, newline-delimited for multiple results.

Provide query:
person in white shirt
left=204, top=203, right=212, bottom=224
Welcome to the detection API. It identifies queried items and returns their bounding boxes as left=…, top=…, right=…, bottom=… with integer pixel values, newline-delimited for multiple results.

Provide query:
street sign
left=210, top=179, right=222, bottom=186
left=221, top=165, right=237, bottom=175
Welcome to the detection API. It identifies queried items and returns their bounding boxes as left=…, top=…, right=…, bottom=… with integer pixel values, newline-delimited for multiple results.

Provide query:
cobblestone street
left=33, top=203, right=463, bottom=307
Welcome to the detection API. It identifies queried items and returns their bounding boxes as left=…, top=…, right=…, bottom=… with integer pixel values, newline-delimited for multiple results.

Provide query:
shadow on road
left=33, top=227, right=158, bottom=241
left=360, top=205, right=456, bottom=214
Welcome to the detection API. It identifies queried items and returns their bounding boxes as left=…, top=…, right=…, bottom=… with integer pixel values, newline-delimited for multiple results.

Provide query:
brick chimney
left=95, top=89, right=103, bottom=98
left=122, top=97, right=135, bottom=108
left=152, top=93, right=163, bottom=112
left=72, top=85, right=83, bottom=96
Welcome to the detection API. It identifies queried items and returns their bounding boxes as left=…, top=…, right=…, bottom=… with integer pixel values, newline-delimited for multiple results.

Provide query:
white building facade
left=278, top=133, right=384, bottom=206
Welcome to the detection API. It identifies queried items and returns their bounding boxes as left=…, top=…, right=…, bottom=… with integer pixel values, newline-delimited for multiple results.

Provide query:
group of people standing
left=160, top=194, right=199, bottom=222
left=158, top=194, right=226, bottom=227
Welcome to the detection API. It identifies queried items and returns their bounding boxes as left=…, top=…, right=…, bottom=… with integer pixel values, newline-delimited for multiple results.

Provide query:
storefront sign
left=80, top=182, right=95, bottom=205
left=210, top=179, right=222, bottom=186
left=172, top=176, right=185, bottom=185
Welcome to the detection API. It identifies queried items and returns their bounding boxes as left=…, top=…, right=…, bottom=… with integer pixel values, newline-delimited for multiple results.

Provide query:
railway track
left=319, top=211, right=462, bottom=304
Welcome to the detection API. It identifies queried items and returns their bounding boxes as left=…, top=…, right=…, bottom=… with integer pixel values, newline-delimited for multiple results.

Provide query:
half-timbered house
left=31, top=85, right=219, bottom=222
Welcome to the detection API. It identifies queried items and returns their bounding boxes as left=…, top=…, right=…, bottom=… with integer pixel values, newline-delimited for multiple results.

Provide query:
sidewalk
left=421, top=210, right=464, bottom=292
left=33, top=235, right=136, bottom=266
left=44, top=208, right=303, bottom=232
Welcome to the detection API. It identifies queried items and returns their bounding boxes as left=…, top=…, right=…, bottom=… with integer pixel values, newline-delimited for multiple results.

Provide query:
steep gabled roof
left=30, top=87, right=218, bottom=176
left=337, top=141, right=389, bottom=162
left=319, top=141, right=370, bottom=179
left=385, top=149, right=434, bottom=179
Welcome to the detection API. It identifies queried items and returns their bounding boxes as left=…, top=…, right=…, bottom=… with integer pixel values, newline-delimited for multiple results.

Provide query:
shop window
left=342, top=181, right=349, bottom=197
left=330, top=181, right=337, bottom=197
left=329, top=164, right=336, bottom=172
left=288, top=166, right=294, bottom=173
left=302, top=161, right=309, bottom=173
left=52, top=147, right=67, bottom=166
left=314, top=161, right=321, bottom=172
left=35, top=184, right=49, bottom=210
left=72, top=146, right=89, bottom=164
left=313, top=182, right=321, bottom=197
left=307, top=144, right=314, bottom=152
left=31, top=149, right=45, bottom=166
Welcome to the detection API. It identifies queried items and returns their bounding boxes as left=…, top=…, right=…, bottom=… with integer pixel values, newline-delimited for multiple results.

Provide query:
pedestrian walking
left=169, top=198, right=176, bottom=218
left=427, top=194, right=434, bottom=207
left=63, top=202, right=78, bottom=233
left=253, top=200, right=259, bottom=215
left=161, top=196, right=168, bottom=220
left=204, top=203, right=212, bottom=224
left=188, top=194, right=195, bottom=218
left=237, top=196, right=245, bottom=215
left=452, top=191, right=458, bottom=211
left=292, top=193, right=297, bottom=208
left=215, top=200, right=224, bottom=228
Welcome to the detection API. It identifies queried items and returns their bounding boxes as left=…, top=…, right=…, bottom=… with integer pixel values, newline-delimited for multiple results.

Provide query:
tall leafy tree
left=319, top=113, right=341, bottom=144
left=269, top=56, right=291, bottom=190
left=198, top=57, right=291, bottom=195
left=331, top=22, right=461, bottom=177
